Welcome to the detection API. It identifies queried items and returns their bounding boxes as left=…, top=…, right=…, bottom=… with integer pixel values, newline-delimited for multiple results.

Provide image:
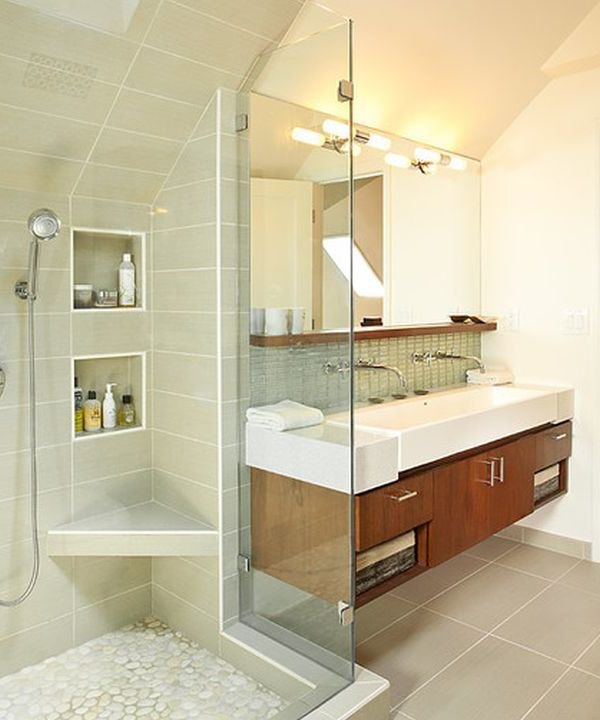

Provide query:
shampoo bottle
left=74, top=376, right=83, bottom=434
left=83, top=391, right=101, bottom=432
left=102, top=383, right=117, bottom=429
left=118, top=253, right=136, bottom=307
left=118, top=394, right=136, bottom=427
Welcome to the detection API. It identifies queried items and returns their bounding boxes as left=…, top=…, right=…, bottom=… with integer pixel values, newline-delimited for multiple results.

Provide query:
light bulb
left=291, top=127, right=325, bottom=147
left=366, top=133, right=391, bottom=152
left=414, top=147, right=442, bottom=164
left=322, top=119, right=351, bottom=139
left=449, top=155, right=468, bottom=171
left=384, top=152, right=412, bottom=169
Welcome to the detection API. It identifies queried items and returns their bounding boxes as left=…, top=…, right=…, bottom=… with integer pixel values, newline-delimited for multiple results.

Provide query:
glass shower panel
left=237, top=12, right=356, bottom=717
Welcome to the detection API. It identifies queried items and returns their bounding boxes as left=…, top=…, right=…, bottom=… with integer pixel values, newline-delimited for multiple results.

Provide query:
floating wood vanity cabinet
left=355, top=420, right=572, bottom=605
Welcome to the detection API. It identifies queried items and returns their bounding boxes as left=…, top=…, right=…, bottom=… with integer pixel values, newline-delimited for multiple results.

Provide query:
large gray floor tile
left=559, top=560, right=600, bottom=596
left=463, top=536, right=518, bottom=561
left=525, top=669, right=600, bottom=720
left=357, top=608, right=483, bottom=707
left=496, top=545, right=580, bottom=581
left=391, top=554, right=487, bottom=605
left=426, top=564, right=549, bottom=631
left=356, top=594, right=417, bottom=644
left=400, top=636, right=564, bottom=720
left=574, top=633, right=600, bottom=675
left=495, top=583, right=600, bottom=663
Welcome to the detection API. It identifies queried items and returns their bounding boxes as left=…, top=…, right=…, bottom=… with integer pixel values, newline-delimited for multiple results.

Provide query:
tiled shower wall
left=251, top=332, right=483, bottom=411
left=0, top=189, right=152, bottom=677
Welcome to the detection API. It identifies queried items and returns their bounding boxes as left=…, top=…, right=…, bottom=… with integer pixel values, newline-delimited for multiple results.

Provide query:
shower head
left=28, top=209, right=61, bottom=242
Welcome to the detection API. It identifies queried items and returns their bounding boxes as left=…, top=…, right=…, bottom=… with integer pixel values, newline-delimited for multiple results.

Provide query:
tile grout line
left=387, top=550, right=585, bottom=715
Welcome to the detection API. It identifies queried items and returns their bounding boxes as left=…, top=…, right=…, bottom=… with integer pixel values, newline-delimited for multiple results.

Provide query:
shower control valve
left=15, top=281, right=29, bottom=300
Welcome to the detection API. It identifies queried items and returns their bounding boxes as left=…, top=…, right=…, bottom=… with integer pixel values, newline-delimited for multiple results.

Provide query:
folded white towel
left=246, top=400, right=324, bottom=432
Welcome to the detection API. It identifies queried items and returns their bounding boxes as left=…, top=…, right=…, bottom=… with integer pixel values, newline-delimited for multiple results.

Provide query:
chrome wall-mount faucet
left=354, top=358, right=408, bottom=395
left=412, top=349, right=485, bottom=376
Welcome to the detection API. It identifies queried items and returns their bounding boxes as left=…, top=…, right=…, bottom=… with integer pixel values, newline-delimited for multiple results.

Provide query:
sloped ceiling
left=315, top=0, right=600, bottom=158
left=0, top=0, right=303, bottom=204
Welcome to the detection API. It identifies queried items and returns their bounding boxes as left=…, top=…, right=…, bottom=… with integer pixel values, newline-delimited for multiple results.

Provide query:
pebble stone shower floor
left=0, top=618, right=287, bottom=720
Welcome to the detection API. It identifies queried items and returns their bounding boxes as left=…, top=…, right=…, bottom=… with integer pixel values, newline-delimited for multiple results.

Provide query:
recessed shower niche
left=72, top=227, right=145, bottom=311
left=73, top=352, right=145, bottom=440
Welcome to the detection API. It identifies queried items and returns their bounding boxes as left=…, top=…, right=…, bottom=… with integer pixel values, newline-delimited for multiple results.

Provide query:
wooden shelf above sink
left=250, top=321, right=497, bottom=348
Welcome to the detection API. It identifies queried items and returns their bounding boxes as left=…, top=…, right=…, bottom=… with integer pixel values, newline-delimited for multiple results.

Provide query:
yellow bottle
left=83, top=390, right=102, bottom=432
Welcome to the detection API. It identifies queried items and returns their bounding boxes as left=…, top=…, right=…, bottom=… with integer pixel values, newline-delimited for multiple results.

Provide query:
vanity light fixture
left=414, top=146, right=467, bottom=173
left=384, top=152, right=412, bottom=169
left=291, top=127, right=326, bottom=147
left=322, top=119, right=392, bottom=152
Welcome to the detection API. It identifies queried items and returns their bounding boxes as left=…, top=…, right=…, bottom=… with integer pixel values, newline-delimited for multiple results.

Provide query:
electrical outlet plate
left=562, top=308, right=589, bottom=335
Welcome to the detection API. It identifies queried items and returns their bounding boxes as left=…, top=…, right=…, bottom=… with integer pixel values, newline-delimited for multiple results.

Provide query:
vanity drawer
left=356, top=472, right=433, bottom=552
left=535, top=421, right=572, bottom=471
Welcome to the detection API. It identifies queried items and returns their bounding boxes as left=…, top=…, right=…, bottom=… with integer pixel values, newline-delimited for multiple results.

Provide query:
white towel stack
left=246, top=400, right=324, bottom=432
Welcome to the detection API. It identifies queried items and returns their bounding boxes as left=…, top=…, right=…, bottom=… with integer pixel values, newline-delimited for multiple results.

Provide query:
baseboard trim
left=496, top=525, right=592, bottom=560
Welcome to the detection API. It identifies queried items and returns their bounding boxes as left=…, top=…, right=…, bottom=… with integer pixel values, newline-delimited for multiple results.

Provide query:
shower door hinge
left=338, top=79, right=354, bottom=102
left=236, top=113, right=249, bottom=132
left=337, top=600, right=354, bottom=626
left=238, top=554, right=251, bottom=573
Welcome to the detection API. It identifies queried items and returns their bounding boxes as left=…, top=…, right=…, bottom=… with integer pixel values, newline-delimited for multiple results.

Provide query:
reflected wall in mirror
left=250, top=93, right=481, bottom=331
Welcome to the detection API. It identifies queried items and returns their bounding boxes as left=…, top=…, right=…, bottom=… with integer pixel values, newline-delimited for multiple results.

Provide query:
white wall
left=481, top=66, right=600, bottom=545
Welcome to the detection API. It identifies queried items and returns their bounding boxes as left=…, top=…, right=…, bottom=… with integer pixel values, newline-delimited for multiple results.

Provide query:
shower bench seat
left=47, top=501, right=218, bottom=557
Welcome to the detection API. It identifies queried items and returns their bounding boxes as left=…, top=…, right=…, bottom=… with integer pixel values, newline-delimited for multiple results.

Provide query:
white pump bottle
left=102, top=383, right=117, bottom=429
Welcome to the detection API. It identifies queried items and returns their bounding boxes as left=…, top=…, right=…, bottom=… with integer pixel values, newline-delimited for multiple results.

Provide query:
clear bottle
left=118, top=253, right=136, bottom=307
left=118, top=394, right=136, bottom=427
left=74, top=376, right=84, bottom=434
left=83, top=390, right=101, bottom=432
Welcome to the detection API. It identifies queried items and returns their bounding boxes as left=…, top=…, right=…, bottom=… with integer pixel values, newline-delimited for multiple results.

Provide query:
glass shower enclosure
left=233, top=8, right=357, bottom=717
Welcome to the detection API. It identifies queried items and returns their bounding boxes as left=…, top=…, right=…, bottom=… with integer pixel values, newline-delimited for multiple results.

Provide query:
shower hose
left=0, top=293, right=41, bottom=606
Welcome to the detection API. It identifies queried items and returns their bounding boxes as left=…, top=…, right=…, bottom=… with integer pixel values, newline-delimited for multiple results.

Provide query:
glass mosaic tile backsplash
left=250, top=332, right=482, bottom=412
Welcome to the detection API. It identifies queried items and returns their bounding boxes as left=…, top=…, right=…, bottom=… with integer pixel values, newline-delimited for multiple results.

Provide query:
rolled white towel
left=246, top=400, right=324, bottom=432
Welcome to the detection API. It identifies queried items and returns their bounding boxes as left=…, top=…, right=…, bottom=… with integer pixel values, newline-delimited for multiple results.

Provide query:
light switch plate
left=562, top=308, right=589, bottom=334
left=503, top=309, right=520, bottom=332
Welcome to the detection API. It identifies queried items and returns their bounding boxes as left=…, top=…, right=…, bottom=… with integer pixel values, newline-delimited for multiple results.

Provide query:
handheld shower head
left=28, top=209, right=61, bottom=242
left=15, top=208, right=62, bottom=302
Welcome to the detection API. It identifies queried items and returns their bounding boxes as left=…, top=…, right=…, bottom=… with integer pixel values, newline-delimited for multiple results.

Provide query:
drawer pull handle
left=553, top=433, right=568, bottom=441
left=490, top=456, right=505, bottom=483
left=476, top=459, right=496, bottom=487
left=385, top=489, right=418, bottom=503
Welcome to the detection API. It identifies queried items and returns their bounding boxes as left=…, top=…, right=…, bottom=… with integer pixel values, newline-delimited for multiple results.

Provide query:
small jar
left=118, top=394, right=136, bottom=427
left=74, top=284, right=94, bottom=309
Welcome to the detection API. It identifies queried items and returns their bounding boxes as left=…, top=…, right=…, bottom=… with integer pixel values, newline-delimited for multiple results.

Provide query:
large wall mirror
left=250, top=93, right=481, bottom=331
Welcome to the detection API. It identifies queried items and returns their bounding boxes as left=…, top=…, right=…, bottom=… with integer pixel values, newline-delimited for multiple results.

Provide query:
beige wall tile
left=164, top=135, right=216, bottom=188
left=0, top=615, right=72, bottom=678
left=107, top=89, right=200, bottom=142
left=152, top=583, right=219, bottom=654
left=0, top=401, right=71, bottom=455
left=0, top=105, right=98, bottom=161
left=0, top=1, right=137, bottom=84
left=146, top=2, right=269, bottom=76
left=127, top=47, right=240, bottom=106
left=153, top=430, right=218, bottom=488
left=90, top=128, right=182, bottom=174
left=153, top=470, right=218, bottom=527
left=153, top=391, right=217, bottom=443
left=0, top=187, right=69, bottom=224
left=72, top=312, right=150, bottom=355
left=0, top=444, right=71, bottom=502
left=0, top=313, right=70, bottom=362
left=0, top=55, right=118, bottom=125
left=153, top=312, right=217, bottom=355
left=0, top=357, right=70, bottom=406
left=153, top=225, right=217, bottom=270
left=72, top=196, right=151, bottom=232
left=153, top=557, right=219, bottom=618
left=153, top=352, right=218, bottom=400
left=74, top=557, right=151, bottom=609
left=74, top=429, right=151, bottom=483
left=154, top=180, right=216, bottom=229
left=153, top=270, right=216, bottom=312
left=0, top=220, right=70, bottom=270
left=0, top=148, right=81, bottom=194
left=73, top=470, right=152, bottom=520
left=0, top=487, right=71, bottom=545
left=0, top=269, right=70, bottom=315
left=74, top=585, right=152, bottom=645
left=74, top=164, right=166, bottom=205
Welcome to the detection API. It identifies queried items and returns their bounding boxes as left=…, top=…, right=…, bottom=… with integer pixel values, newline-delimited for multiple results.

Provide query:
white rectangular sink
left=330, top=384, right=574, bottom=477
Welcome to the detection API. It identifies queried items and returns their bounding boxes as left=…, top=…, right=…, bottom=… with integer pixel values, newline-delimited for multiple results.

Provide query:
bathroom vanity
left=246, top=383, right=574, bottom=608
